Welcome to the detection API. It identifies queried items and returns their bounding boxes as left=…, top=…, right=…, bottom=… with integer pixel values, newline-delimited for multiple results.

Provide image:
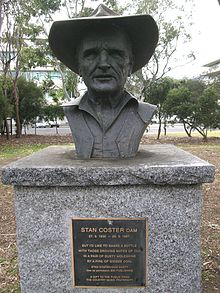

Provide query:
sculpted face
left=78, top=27, right=133, bottom=98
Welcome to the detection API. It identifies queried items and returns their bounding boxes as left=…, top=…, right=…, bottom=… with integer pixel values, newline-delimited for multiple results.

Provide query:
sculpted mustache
left=91, top=72, right=120, bottom=78
left=90, top=69, right=120, bottom=78
left=93, top=74, right=115, bottom=78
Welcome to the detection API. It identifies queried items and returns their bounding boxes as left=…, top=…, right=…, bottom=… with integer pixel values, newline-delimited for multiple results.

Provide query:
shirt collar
left=79, top=91, right=137, bottom=119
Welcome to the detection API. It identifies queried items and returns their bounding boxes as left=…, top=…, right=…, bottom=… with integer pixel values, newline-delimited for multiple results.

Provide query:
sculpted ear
left=78, top=67, right=82, bottom=77
left=76, top=46, right=83, bottom=77
left=78, top=60, right=83, bottom=77
left=128, top=55, right=134, bottom=77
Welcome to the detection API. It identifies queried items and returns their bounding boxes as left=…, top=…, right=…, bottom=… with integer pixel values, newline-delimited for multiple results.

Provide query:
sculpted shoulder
left=127, top=92, right=157, bottom=123
left=137, top=100, right=157, bottom=123
left=62, top=96, right=82, bottom=107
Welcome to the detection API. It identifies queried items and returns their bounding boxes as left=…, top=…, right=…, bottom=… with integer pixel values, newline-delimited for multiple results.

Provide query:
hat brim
left=49, top=14, right=159, bottom=74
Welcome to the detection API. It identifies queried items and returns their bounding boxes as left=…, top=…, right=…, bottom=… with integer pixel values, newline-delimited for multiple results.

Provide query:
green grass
left=159, top=130, right=220, bottom=138
left=0, top=144, right=49, bottom=160
left=179, top=144, right=220, bottom=151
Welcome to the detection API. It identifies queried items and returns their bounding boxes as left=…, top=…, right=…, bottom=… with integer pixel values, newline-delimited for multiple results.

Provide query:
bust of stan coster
left=49, top=4, right=159, bottom=159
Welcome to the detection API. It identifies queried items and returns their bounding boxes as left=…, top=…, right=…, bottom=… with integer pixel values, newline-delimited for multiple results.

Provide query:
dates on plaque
left=71, top=218, right=147, bottom=288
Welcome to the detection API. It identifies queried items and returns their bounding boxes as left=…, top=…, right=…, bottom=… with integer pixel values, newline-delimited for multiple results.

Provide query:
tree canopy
left=152, top=78, right=220, bottom=139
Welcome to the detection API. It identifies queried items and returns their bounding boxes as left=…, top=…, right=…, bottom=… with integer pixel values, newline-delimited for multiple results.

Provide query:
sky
left=168, top=0, right=220, bottom=79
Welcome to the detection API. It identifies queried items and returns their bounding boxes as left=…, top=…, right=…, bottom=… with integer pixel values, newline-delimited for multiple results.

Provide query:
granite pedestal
left=2, top=145, right=215, bottom=293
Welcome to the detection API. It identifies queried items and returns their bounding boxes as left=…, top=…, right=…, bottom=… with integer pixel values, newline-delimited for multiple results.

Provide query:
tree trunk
left=157, top=119, right=162, bottom=139
left=55, top=117, right=58, bottom=134
left=183, top=121, right=192, bottom=137
left=194, top=126, right=207, bottom=140
left=0, top=0, right=4, bottom=35
left=4, top=118, right=10, bottom=140
left=163, top=120, right=167, bottom=136
left=14, top=82, right=21, bottom=138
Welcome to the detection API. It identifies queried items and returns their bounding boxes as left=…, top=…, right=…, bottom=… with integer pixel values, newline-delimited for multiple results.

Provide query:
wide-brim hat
left=49, top=4, right=159, bottom=74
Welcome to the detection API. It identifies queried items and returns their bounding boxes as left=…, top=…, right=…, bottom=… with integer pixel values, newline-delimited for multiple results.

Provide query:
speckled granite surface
left=2, top=145, right=215, bottom=293
left=2, top=145, right=215, bottom=186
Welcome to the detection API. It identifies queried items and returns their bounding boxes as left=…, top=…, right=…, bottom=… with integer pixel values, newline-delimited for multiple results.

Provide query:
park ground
left=0, top=134, right=220, bottom=292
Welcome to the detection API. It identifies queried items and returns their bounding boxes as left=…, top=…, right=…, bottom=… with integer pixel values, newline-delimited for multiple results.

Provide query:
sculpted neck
left=87, top=89, right=125, bottom=108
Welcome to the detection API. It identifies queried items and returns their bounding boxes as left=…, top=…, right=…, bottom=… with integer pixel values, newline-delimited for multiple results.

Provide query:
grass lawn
left=0, top=134, right=219, bottom=292
left=0, top=144, right=49, bottom=160
left=155, top=130, right=220, bottom=138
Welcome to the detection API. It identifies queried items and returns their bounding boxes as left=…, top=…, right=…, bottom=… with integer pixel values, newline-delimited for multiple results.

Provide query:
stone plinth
left=2, top=145, right=215, bottom=293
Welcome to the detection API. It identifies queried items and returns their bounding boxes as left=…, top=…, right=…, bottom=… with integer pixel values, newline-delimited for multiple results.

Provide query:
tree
left=126, top=0, right=195, bottom=99
left=43, top=104, right=64, bottom=134
left=0, top=74, right=13, bottom=138
left=180, top=78, right=206, bottom=101
left=16, top=77, right=45, bottom=132
left=0, top=0, right=49, bottom=137
left=0, top=88, right=12, bottom=136
left=0, top=0, right=70, bottom=137
left=164, top=83, right=220, bottom=139
left=145, top=77, right=178, bottom=139
left=164, top=79, right=207, bottom=137
left=193, top=86, right=220, bottom=139
left=164, top=85, right=195, bottom=137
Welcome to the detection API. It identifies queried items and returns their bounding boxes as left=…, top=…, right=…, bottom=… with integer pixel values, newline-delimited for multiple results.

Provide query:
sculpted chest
left=64, top=99, right=156, bottom=159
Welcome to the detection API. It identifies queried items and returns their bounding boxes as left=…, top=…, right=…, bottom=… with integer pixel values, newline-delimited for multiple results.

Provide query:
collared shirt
left=78, top=91, right=135, bottom=132
left=76, top=92, right=139, bottom=158
left=63, top=91, right=156, bottom=158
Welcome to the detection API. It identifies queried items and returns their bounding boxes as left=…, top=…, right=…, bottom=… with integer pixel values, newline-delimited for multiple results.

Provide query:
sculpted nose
left=98, top=51, right=110, bottom=70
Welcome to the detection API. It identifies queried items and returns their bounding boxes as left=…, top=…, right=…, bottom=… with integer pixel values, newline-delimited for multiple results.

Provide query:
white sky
left=168, top=0, right=220, bottom=78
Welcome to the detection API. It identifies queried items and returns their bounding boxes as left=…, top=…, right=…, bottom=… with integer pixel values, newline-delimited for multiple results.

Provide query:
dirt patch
left=0, top=134, right=219, bottom=292
left=181, top=146, right=220, bottom=292
left=0, top=134, right=73, bottom=147
left=1, top=133, right=220, bottom=147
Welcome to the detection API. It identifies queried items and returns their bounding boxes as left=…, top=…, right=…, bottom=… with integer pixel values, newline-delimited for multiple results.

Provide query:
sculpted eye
left=83, top=49, right=98, bottom=59
left=109, top=49, right=124, bottom=58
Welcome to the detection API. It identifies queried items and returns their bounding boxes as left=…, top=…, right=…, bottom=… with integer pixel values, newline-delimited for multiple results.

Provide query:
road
left=16, top=123, right=185, bottom=136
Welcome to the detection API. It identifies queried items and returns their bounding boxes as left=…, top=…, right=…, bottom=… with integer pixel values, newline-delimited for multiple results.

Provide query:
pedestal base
left=2, top=145, right=215, bottom=293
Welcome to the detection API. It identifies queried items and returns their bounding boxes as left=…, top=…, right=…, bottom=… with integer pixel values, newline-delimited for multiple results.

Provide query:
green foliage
left=164, top=86, right=194, bottom=119
left=0, top=0, right=57, bottom=137
left=0, top=75, right=13, bottom=134
left=78, top=7, right=94, bottom=17
left=17, top=77, right=46, bottom=126
left=145, top=77, right=220, bottom=139
left=180, top=79, right=206, bottom=99
left=145, top=77, right=178, bottom=105
left=145, top=77, right=178, bottom=138
left=65, top=70, right=79, bottom=97
left=20, top=40, right=51, bottom=70
left=0, top=75, right=14, bottom=98
left=0, top=90, right=12, bottom=133
left=164, top=81, right=220, bottom=139
left=43, top=104, right=64, bottom=122
left=103, top=0, right=123, bottom=12
left=195, top=86, right=220, bottom=130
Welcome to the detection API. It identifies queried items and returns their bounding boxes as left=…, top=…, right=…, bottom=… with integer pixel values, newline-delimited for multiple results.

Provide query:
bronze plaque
left=71, top=218, right=147, bottom=288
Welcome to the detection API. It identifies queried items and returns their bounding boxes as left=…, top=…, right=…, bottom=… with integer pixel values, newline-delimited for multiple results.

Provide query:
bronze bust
left=49, top=4, right=159, bottom=159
